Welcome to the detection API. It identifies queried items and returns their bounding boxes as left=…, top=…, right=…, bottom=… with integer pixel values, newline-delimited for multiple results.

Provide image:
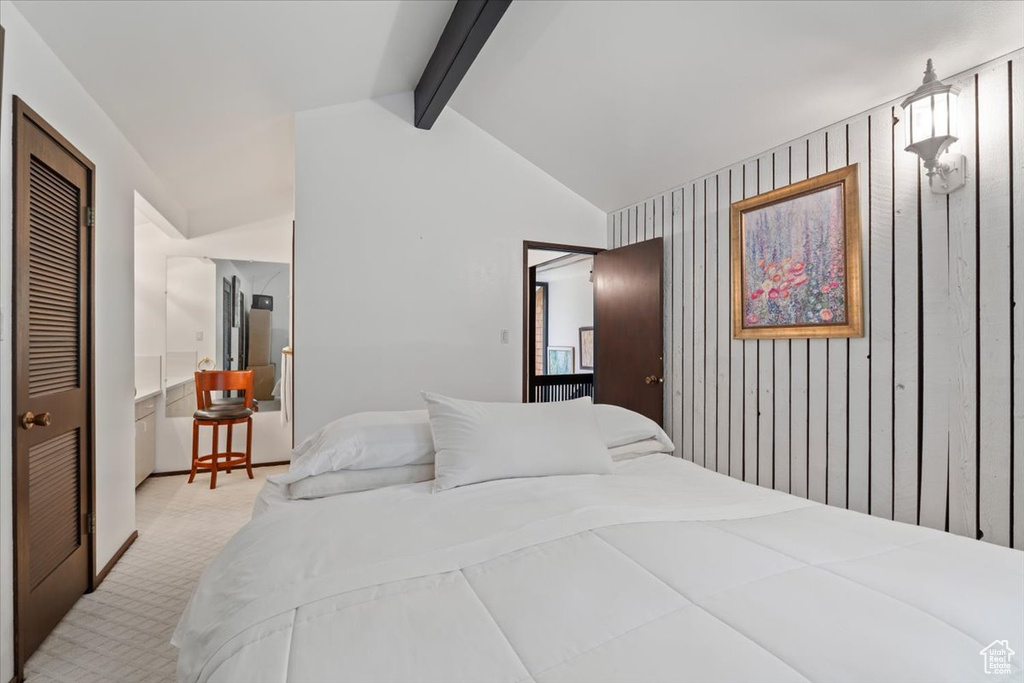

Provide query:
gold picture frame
left=731, top=164, right=863, bottom=339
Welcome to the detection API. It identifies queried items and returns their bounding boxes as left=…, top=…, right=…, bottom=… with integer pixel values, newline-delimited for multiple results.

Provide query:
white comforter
left=175, top=455, right=1024, bottom=683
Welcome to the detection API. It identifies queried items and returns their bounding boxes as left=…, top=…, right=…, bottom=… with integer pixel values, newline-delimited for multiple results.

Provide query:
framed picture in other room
left=731, top=164, right=863, bottom=339
left=547, top=346, right=575, bottom=375
left=578, top=326, right=594, bottom=370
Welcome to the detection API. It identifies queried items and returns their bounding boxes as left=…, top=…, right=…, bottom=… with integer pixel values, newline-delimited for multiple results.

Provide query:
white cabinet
left=135, top=397, right=157, bottom=486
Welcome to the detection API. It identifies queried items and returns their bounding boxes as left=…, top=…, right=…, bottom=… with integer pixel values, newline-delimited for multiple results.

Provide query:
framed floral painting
left=731, top=164, right=863, bottom=339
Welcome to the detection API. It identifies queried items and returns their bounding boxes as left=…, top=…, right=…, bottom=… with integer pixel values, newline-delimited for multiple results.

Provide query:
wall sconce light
left=901, top=59, right=965, bottom=194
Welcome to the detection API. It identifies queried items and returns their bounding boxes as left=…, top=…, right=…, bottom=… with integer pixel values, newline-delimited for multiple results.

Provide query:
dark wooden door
left=13, top=98, right=94, bottom=668
left=593, top=238, right=664, bottom=424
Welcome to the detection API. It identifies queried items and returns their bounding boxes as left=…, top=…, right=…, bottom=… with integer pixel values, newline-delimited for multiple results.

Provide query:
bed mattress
left=175, top=454, right=1024, bottom=682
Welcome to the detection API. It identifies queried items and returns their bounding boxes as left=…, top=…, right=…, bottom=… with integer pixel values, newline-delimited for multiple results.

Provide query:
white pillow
left=608, top=438, right=673, bottom=462
left=594, top=403, right=674, bottom=452
left=270, top=410, right=434, bottom=485
left=287, top=464, right=434, bottom=500
left=424, top=393, right=612, bottom=492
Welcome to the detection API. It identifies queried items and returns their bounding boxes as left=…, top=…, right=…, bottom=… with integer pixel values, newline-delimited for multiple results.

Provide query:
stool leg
left=245, top=416, right=254, bottom=479
left=226, top=423, right=234, bottom=474
left=210, top=423, right=219, bottom=489
left=188, top=420, right=199, bottom=484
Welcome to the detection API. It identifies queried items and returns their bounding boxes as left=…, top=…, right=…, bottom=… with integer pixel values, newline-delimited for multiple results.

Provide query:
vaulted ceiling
left=13, top=0, right=456, bottom=234
left=451, top=0, right=1023, bottom=212
left=13, top=0, right=1024, bottom=232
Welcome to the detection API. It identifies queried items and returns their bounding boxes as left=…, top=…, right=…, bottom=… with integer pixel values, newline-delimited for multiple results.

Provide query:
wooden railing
left=532, top=373, right=594, bottom=403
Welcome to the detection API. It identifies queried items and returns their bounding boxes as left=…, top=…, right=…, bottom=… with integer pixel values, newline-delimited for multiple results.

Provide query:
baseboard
left=94, top=530, right=138, bottom=587
left=148, top=459, right=290, bottom=478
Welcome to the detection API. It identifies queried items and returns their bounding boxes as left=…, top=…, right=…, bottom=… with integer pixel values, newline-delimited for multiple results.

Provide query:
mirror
left=165, top=257, right=290, bottom=417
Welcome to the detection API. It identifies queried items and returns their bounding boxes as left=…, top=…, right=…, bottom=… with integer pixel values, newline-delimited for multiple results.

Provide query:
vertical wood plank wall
left=607, top=52, right=1023, bottom=549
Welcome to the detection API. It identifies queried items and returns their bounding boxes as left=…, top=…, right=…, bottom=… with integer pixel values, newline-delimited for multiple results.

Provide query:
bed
left=174, top=401, right=1024, bottom=683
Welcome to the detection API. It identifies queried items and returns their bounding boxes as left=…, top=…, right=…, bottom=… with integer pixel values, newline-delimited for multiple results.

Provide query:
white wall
left=612, top=50, right=1024, bottom=550
left=167, top=256, right=217, bottom=372
left=0, top=3, right=188, bottom=677
left=294, top=93, right=605, bottom=441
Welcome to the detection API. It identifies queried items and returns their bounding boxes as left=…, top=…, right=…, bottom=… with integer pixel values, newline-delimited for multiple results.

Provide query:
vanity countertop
left=135, top=387, right=161, bottom=403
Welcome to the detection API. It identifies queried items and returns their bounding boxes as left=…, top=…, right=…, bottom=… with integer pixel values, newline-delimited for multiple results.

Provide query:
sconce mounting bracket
left=926, top=153, right=966, bottom=195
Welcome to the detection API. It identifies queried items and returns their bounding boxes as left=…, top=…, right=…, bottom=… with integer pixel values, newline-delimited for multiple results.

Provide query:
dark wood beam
left=414, top=0, right=511, bottom=130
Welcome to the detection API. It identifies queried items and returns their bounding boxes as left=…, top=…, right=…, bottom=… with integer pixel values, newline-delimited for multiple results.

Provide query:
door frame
left=521, top=240, right=603, bottom=402
left=12, top=97, right=97, bottom=676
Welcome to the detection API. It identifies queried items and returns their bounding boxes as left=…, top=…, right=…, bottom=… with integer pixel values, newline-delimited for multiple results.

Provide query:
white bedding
left=176, top=455, right=1024, bottom=683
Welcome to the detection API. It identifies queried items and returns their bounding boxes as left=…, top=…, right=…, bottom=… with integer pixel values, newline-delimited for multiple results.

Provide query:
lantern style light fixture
left=901, top=58, right=965, bottom=194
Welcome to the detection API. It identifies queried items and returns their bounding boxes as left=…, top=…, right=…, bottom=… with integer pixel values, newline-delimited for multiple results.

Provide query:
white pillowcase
left=608, top=438, right=673, bottom=462
left=594, top=403, right=674, bottom=452
left=287, top=464, right=434, bottom=500
left=424, top=393, right=612, bottom=492
left=270, top=410, right=434, bottom=485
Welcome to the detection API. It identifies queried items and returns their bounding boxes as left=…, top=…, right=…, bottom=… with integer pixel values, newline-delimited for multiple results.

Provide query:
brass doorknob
left=21, top=411, right=51, bottom=430
left=644, top=376, right=664, bottom=385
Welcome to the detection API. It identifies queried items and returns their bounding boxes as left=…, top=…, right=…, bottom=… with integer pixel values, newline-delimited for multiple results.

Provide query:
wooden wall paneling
left=646, top=198, right=656, bottom=241
left=605, top=50, right=1021, bottom=548
left=790, top=142, right=811, bottom=498
left=977, top=62, right=1012, bottom=546
left=847, top=117, right=871, bottom=514
left=807, top=135, right=829, bottom=502
left=946, top=75, right=978, bottom=538
left=892, top=104, right=921, bottom=525
left=919, top=111, right=953, bottom=531
left=682, top=185, right=695, bottom=460
left=728, top=167, right=745, bottom=478
left=773, top=149, right=792, bottom=492
left=704, top=177, right=720, bottom=472
left=743, top=163, right=759, bottom=483
left=825, top=124, right=849, bottom=508
left=672, top=190, right=685, bottom=458
left=662, top=195, right=673, bottom=435
left=693, top=181, right=707, bottom=467
left=757, top=155, right=776, bottom=487
left=869, top=110, right=896, bottom=520
left=1011, top=58, right=1024, bottom=550
left=716, top=171, right=732, bottom=475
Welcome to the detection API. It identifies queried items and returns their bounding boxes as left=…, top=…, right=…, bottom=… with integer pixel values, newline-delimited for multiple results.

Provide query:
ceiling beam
left=413, top=0, right=511, bottom=130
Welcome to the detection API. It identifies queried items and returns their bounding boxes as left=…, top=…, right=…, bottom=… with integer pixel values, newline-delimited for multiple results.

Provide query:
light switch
left=196, top=331, right=204, bottom=341
left=500, top=329, right=510, bottom=344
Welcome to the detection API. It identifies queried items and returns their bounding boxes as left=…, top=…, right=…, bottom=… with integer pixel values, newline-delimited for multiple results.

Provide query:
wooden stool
left=189, top=370, right=256, bottom=489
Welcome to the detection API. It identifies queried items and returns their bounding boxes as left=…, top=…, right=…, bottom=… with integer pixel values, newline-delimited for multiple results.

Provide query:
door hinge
left=86, top=512, right=96, bottom=534
left=85, top=206, right=95, bottom=228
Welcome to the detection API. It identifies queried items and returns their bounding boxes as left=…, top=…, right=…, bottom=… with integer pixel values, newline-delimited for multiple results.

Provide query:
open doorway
left=522, top=241, right=602, bottom=403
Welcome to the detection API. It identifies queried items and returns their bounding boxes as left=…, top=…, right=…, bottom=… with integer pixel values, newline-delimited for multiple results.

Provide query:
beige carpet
left=25, top=465, right=286, bottom=683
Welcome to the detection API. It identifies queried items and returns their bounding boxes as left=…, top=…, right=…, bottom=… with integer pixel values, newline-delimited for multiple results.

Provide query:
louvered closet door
left=13, top=100, right=93, bottom=664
